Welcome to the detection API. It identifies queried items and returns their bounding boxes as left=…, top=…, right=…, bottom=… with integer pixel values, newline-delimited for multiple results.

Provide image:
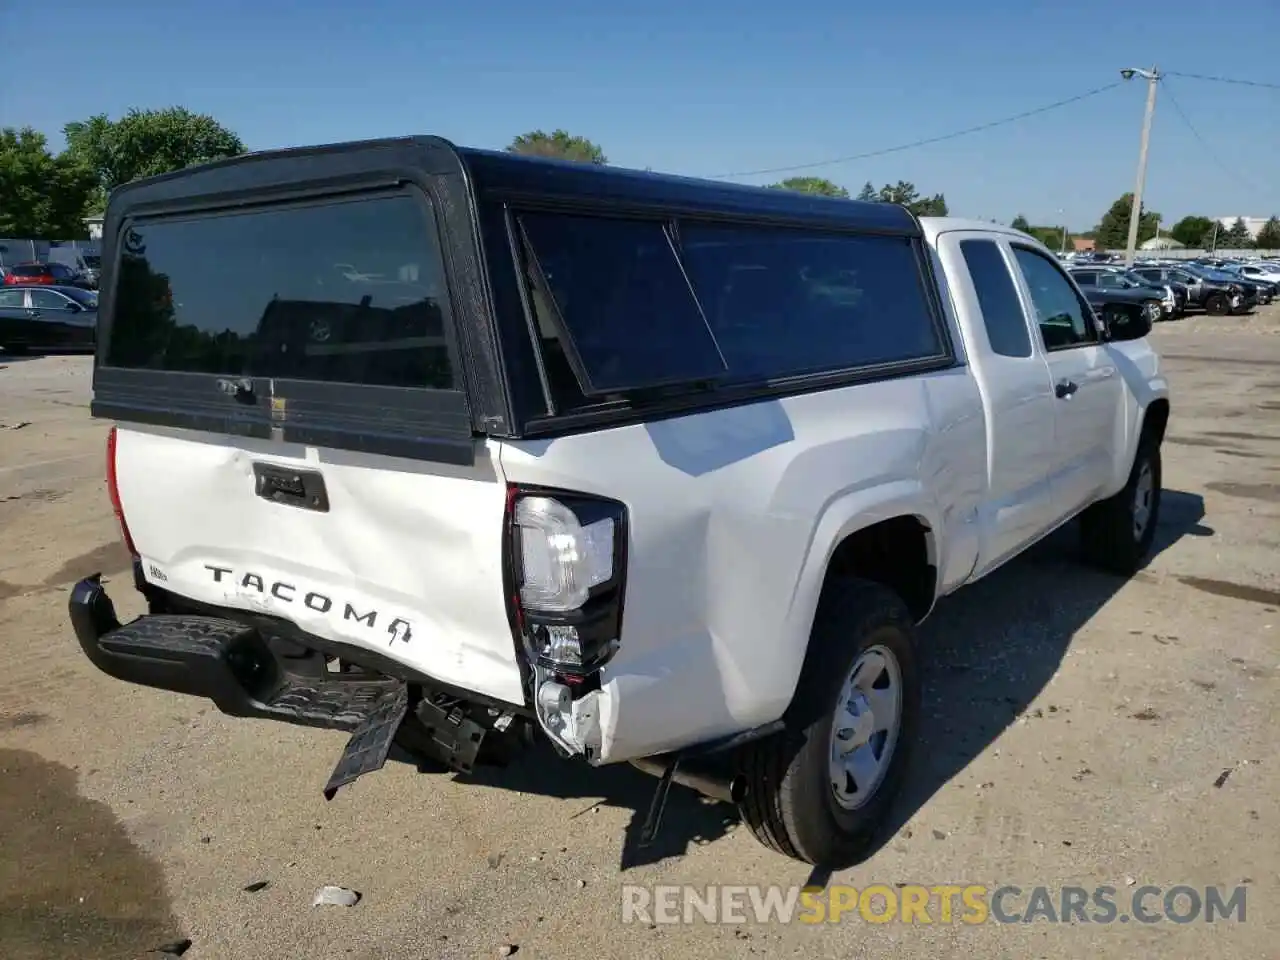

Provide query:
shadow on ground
left=0, top=748, right=187, bottom=960
left=438, top=491, right=1210, bottom=872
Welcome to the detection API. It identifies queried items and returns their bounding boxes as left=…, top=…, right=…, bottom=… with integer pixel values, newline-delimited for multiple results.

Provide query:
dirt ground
left=1, top=310, right=1277, bottom=959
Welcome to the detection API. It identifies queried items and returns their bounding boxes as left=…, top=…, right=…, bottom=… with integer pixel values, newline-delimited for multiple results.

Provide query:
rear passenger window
left=959, top=240, right=1031, bottom=358
left=518, top=212, right=727, bottom=396
left=678, top=224, right=943, bottom=380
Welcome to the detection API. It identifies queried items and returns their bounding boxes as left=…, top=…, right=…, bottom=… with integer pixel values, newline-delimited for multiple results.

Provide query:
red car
left=2, top=262, right=87, bottom=287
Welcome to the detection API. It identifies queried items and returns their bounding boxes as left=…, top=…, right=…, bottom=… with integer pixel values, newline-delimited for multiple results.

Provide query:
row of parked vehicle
left=0, top=259, right=98, bottom=289
left=1059, top=253, right=1280, bottom=320
left=0, top=283, right=99, bottom=353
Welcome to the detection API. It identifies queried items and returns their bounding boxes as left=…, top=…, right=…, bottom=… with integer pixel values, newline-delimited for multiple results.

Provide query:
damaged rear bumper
left=67, top=575, right=507, bottom=781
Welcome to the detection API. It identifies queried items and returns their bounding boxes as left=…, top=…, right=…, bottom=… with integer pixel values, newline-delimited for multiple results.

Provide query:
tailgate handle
left=253, top=463, right=330, bottom=513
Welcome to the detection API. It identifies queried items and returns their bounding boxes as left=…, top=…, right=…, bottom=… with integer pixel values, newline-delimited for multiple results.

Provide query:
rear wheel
left=1079, top=438, right=1161, bottom=575
left=737, top=578, right=920, bottom=866
left=1205, top=293, right=1228, bottom=316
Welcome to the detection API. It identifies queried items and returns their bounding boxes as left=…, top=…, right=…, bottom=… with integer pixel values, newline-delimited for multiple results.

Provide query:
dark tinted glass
left=959, top=239, right=1031, bottom=358
left=29, top=289, right=74, bottom=309
left=12, top=264, right=46, bottom=276
left=64, top=287, right=98, bottom=307
left=519, top=212, right=727, bottom=395
left=106, top=193, right=454, bottom=389
left=679, top=224, right=943, bottom=379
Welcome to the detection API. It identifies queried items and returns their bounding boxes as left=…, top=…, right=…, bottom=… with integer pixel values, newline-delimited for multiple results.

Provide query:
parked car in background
left=1181, top=264, right=1267, bottom=308
left=0, top=285, right=98, bottom=353
left=2, top=262, right=95, bottom=289
left=1134, top=264, right=1245, bottom=315
left=1221, top=262, right=1280, bottom=294
left=1071, top=280, right=1164, bottom=328
left=1069, top=267, right=1180, bottom=319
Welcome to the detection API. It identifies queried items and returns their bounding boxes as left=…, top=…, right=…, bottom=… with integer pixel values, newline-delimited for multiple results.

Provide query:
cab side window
left=959, top=239, right=1032, bottom=358
left=1012, top=247, right=1097, bottom=351
left=29, top=290, right=73, bottom=310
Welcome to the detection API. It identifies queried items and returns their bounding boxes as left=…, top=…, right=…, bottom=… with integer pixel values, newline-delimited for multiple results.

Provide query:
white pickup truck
left=69, top=137, right=1169, bottom=866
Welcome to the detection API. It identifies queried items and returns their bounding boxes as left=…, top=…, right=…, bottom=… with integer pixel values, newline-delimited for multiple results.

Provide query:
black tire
left=1079, top=437, right=1162, bottom=575
left=1205, top=293, right=1228, bottom=316
left=737, top=578, right=921, bottom=866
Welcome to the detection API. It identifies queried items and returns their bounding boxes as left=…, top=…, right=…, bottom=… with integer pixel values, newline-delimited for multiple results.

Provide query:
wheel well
left=1142, top=398, right=1170, bottom=446
left=825, top=516, right=936, bottom=622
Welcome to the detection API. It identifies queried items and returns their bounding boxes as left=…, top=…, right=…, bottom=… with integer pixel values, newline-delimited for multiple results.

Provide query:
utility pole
left=1120, top=66, right=1160, bottom=267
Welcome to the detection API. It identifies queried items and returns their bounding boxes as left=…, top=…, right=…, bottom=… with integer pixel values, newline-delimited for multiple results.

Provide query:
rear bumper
left=68, top=576, right=400, bottom=732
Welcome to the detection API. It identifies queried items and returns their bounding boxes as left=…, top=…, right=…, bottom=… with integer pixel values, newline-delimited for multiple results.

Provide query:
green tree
left=874, top=181, right=948, bottom=216
left=1255, top=216, right=1280, bottom=250
left=63, top=108, right=245, bottom=209
left=0, top=127, right=98, bottom=238
left=767, top=176, right=849, bottom=198
left=1093, top=193, right=1160, bottom=250
left=1168, top=215, right=1215, bottom=248
left=506, top=130, right=607, bottom=164
left=1219, top=217, right=1254, bottom=250
left=856, top=181, right=877, bottom=202
left=1011, top=214, right=1031, bottom=232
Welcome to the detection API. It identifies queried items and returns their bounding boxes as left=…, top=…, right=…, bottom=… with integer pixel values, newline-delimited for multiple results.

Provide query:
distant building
left=85, top=216, right=105, bottom=240
left=1072, top=237, right=1096, bottom=252
left=1141, top=236, right=1184, bottom=250
left=1214, top=217, right=1270, bottom=240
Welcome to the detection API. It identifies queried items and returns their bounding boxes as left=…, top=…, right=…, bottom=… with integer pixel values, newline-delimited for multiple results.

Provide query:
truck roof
left=917, top=217, right=1047, bottom=245
left=106, top=135, right=923, bottom=239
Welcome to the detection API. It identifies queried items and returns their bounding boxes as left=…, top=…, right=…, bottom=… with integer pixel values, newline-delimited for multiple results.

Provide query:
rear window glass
left=679, top=223, right=943, bottom=380
left=12, top=264, right=47, bottom=275
left=106, top=192, right=454, bottom=389
left=518, top=212, right=727, bottom=396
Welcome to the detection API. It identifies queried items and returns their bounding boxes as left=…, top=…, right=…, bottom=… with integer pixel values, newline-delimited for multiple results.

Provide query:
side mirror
left=1100, top=303, right=1152, bottom=342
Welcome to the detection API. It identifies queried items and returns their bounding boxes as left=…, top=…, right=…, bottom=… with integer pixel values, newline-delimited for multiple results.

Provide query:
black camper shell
left=94, top=136, right=949, bottom=464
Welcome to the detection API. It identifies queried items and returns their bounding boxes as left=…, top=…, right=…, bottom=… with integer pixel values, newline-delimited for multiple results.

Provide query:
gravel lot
left=1, top=311, right=1277, bottom=959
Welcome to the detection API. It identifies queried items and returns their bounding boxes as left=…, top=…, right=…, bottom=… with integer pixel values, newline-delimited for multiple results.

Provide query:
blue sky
left=2, top=0, right=1277, bottom=229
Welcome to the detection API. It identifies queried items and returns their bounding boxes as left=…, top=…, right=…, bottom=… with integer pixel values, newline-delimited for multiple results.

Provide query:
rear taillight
left=105, top=426, right=138, bottom=556
left=504, top=484, right=627, bottom=680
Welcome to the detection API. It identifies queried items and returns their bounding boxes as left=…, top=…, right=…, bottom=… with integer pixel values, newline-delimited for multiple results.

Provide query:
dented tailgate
left=113, top=425, right=524, bottom=705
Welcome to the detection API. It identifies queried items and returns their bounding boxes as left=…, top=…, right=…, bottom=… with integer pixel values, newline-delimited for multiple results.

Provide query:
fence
left=1096, top=249, right=1280, bottom=261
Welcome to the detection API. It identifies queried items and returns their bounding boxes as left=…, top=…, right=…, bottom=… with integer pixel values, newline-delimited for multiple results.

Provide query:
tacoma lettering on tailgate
left=203, top=564, right=415, bottom=646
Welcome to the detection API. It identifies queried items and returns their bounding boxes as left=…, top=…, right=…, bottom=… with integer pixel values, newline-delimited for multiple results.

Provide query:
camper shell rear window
left=108, top=192, right=454, bottom=390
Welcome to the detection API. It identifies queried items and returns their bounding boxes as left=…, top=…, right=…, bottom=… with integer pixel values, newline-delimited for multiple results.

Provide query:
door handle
left=1055, top=379, right=1078, bottom=399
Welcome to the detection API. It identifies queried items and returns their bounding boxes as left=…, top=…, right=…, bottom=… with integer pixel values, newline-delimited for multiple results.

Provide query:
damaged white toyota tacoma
left=70, top=136, right=1169, bottom=866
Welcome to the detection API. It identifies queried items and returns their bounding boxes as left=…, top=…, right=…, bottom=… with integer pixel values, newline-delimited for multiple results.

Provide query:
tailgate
left=113, top=425, right=524, bottom=705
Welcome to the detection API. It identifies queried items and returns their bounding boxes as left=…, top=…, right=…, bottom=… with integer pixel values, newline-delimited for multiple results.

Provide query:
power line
left=1163, top=70, right=1280, bottom=92
left=709, top=80, right=1125, bottom=180
left=1159, top=78, right=1265, bottom=193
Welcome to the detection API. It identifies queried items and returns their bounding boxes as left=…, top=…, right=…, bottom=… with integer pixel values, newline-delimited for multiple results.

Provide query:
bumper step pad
left=323, top=685, right=411, bottom=800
